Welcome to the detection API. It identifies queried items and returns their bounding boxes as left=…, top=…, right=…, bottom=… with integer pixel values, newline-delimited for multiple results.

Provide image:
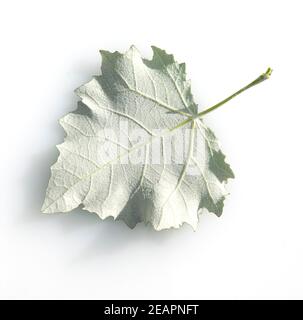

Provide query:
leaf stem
left=170, top=67, right=272, bottom=131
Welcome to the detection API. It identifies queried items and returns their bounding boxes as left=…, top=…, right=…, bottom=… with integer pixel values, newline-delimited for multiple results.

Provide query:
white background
left=0, top=0, right=302, bottom=300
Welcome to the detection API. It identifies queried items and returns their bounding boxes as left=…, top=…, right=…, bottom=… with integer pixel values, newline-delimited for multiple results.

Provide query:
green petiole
left=171, top=67, right=272, bottom=131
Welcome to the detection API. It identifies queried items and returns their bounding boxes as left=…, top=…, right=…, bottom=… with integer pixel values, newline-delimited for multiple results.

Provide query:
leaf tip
left=41, top=203, right=49, bottom=214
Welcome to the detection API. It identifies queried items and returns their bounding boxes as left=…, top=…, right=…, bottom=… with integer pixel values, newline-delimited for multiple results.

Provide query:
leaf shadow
left=22, top=145, right=191, bottom=263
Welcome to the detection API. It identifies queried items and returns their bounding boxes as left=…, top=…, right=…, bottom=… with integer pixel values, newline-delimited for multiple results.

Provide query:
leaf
left=42, top=45, right=234, bottom=230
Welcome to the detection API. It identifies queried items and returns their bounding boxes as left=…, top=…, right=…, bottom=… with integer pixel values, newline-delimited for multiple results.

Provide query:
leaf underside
left=42, top=46, right=234, bottom=231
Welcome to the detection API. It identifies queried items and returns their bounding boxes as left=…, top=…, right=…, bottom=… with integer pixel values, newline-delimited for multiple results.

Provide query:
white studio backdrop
left=0, top=0, right=302, bottom=299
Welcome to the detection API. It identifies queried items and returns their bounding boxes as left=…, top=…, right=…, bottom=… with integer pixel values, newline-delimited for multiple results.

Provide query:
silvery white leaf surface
left=42, top=46, right=234, bottom=230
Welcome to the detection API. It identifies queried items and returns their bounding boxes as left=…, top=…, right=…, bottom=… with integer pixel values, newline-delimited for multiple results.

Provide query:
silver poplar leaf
left=42, top=46, right=234, bottom=230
